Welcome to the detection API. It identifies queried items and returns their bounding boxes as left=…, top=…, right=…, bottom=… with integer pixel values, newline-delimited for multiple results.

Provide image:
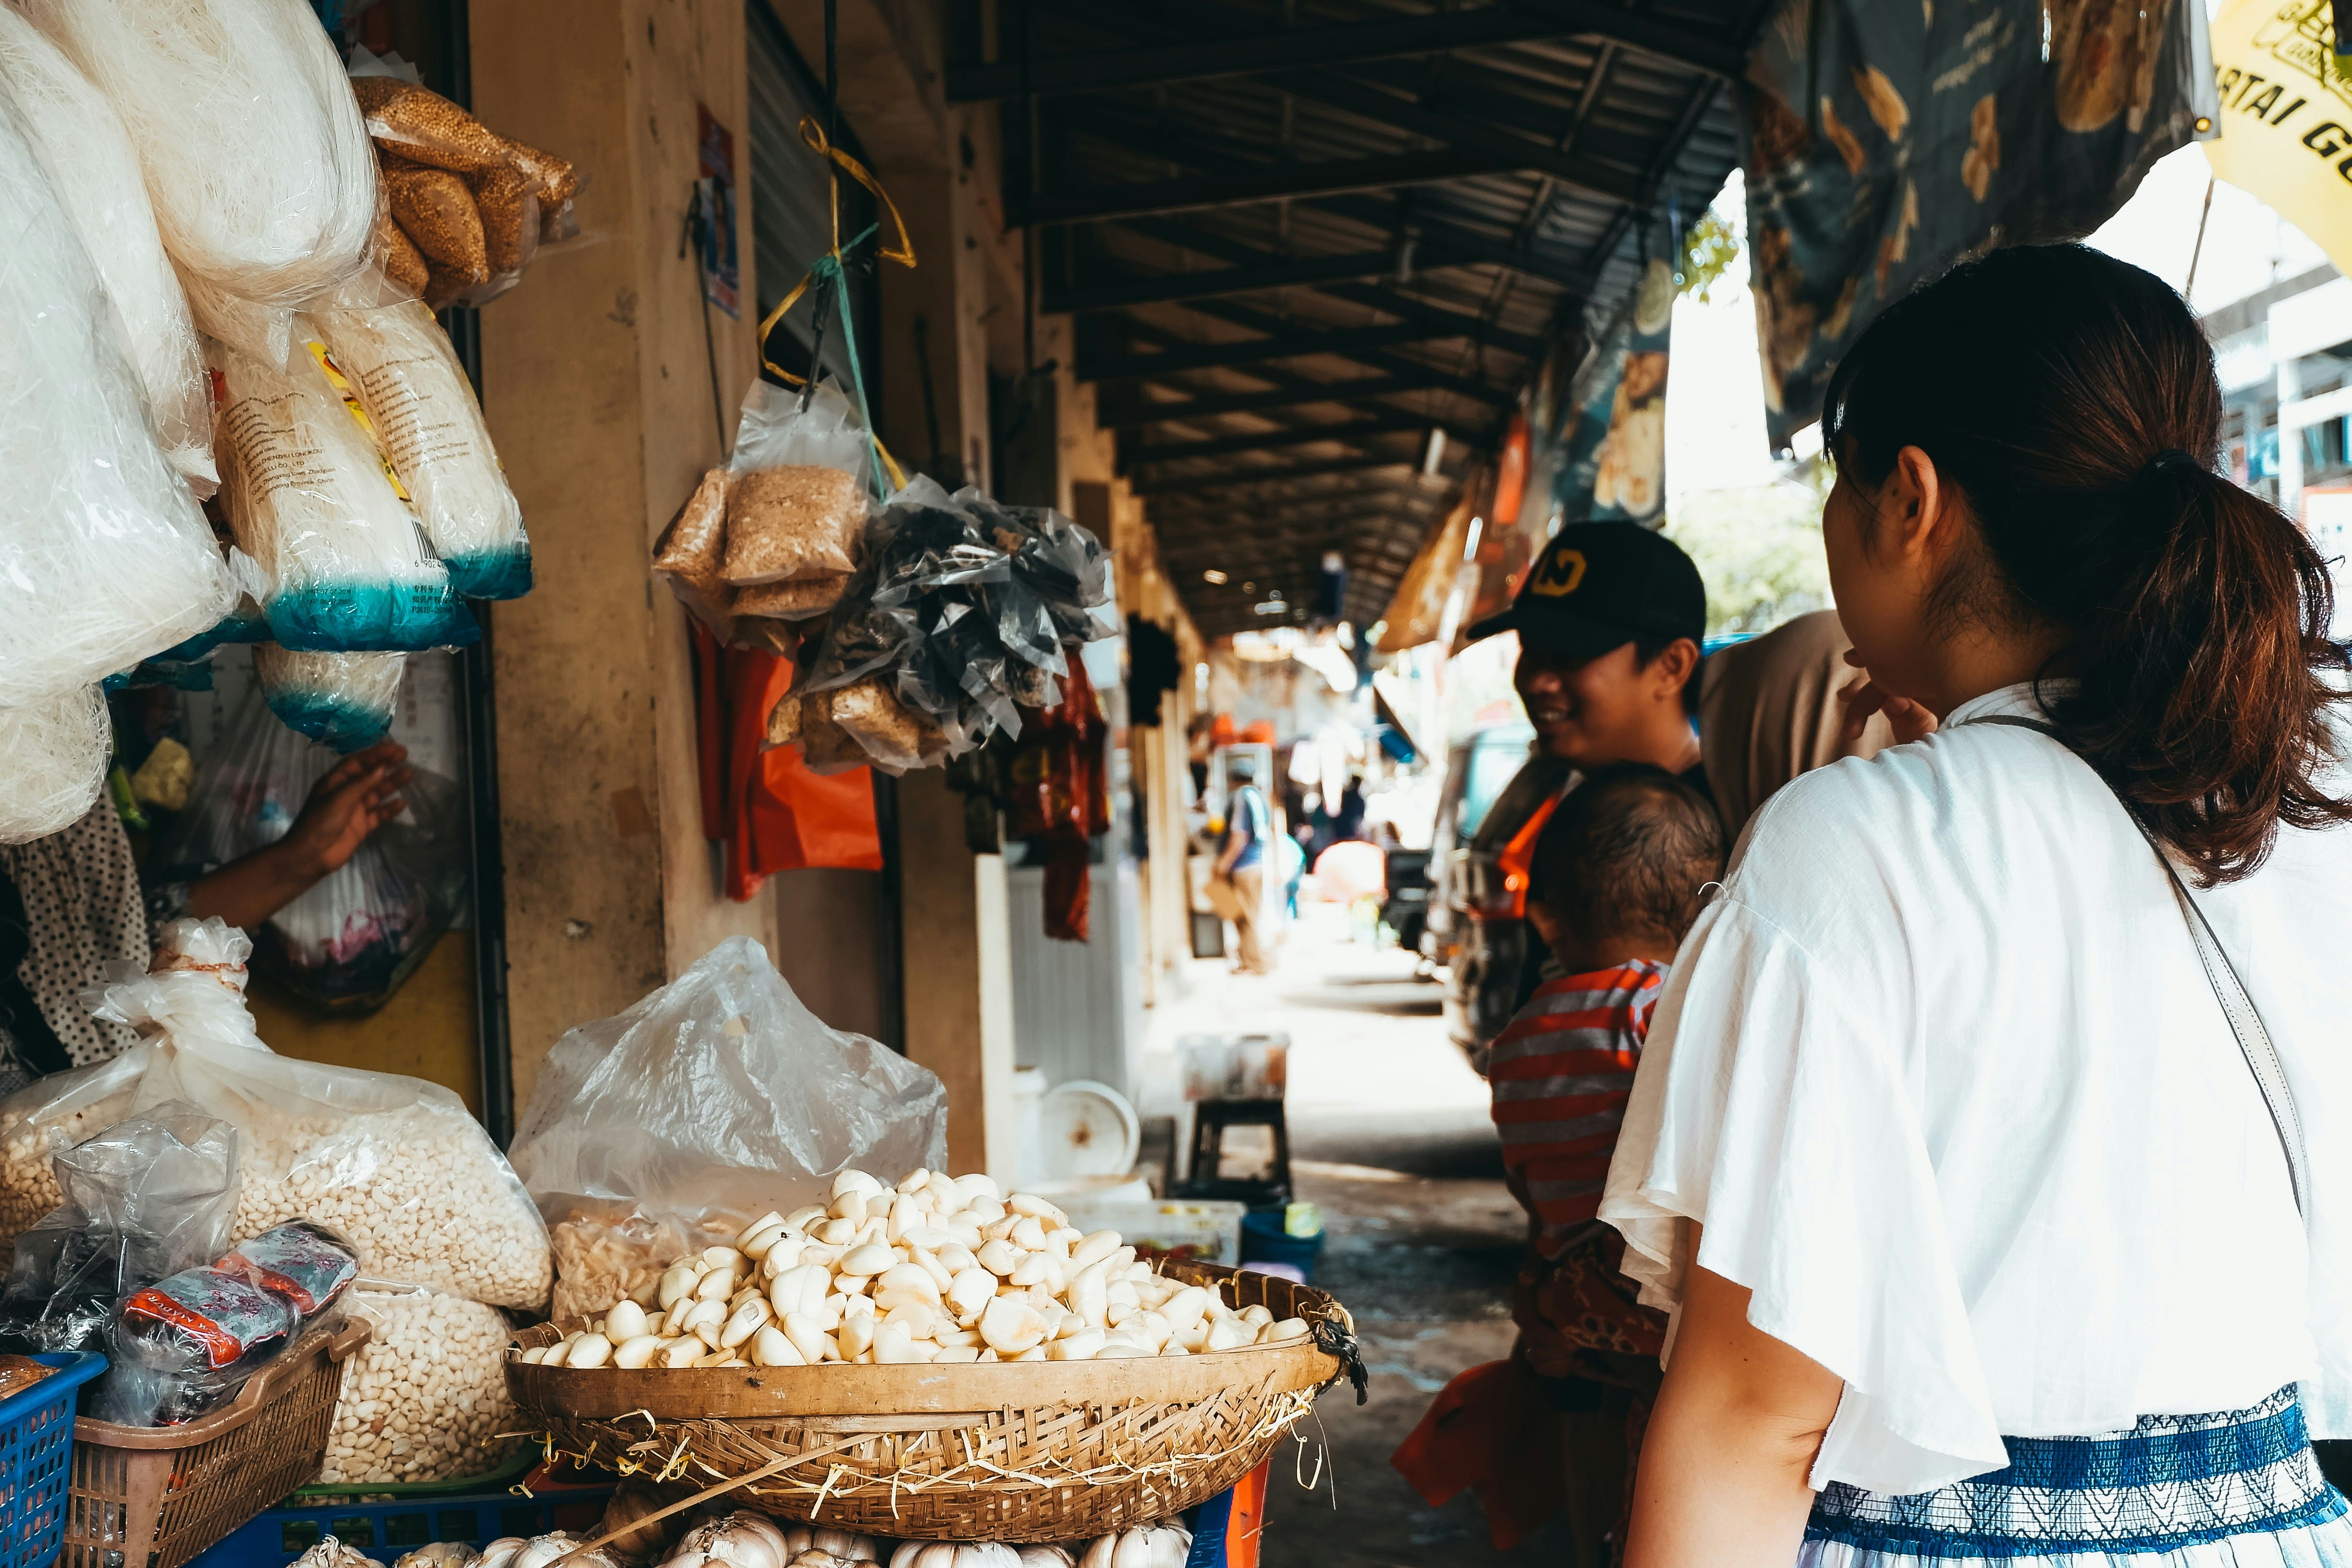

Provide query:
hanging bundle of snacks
left=0, top=73, right=238, bottom=704
left=206, top=331, right=477, bottom=652
left=309, top=282, right=531, bottom=598
left=20, top=0, right=376, bottom=304
left=769, top=484, right=1115, bottom=778
left=0, top=7, right=213, bottom=493
left=346, top=58, right=578, bottom=309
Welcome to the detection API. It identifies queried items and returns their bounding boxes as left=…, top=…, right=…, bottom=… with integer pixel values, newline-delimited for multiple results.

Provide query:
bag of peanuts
left=721, top=379, right=876, bottom=592
left=509, top=937, right=946, bottom=1316
left=321, top=1282, right=522, bottom=1483
left=0, top=918, right=551, bottom=1311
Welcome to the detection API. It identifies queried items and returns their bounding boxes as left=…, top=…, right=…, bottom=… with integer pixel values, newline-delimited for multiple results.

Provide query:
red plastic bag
left=694, top=622, right=882, bottom=901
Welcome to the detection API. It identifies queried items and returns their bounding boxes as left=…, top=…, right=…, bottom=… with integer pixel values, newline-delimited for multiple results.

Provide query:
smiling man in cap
left=1443, top=523, right=1711, bottom=1071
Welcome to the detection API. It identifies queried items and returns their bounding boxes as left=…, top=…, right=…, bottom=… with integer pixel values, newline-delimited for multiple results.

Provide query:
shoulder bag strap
left=1969, top=713, right=2311, bottom=1218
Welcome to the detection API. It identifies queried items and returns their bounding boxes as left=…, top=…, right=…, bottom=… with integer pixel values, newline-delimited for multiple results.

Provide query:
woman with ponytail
left=1599, top=244, right=2352, bottom=1566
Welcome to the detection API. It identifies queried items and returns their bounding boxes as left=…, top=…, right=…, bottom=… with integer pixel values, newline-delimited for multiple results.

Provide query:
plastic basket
left=180, top=1459, right=617, bottom=1568
left=283, top=1444, right=539, bottom=1502
left=0, top=1352, right=107, bottom=1568
left=62, top=1317, right=370, bottom=1568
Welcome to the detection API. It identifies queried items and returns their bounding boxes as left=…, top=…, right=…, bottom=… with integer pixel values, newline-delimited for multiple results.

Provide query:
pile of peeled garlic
left=516, top=1168, right=1311, bottom=1369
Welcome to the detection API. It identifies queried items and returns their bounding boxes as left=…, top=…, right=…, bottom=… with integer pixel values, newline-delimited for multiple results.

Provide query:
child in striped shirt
left=1490, top=762, right=1725, bottom=1562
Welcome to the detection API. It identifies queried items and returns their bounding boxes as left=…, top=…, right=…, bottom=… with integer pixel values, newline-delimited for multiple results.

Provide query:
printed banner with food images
left=1745, top=0, right=2218, bottom=449
left=2205, top=0, right=2352, bottom=281
left=1550, top=257, right=1674, bottom=526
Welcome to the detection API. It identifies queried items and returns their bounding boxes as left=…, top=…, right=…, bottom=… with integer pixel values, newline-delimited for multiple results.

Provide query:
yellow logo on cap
left=1529, top=548, right=1587, bottom=598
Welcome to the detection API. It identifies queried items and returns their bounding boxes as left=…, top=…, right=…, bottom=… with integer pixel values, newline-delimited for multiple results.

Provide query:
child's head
left=1528, top=763, right=1726, bottom=972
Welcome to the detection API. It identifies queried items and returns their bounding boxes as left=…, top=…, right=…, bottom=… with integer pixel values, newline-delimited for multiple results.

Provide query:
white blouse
left=1600, top=682, right=2352, bottom=1496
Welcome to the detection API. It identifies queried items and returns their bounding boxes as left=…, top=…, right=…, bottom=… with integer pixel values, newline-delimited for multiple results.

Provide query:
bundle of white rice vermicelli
left=205, top=332, right=474, bottom=653
left=309, top=291, right=531, bottom=599
left=0, top=687, right=110, bottom=845
left=18, top=0, right=377, bottom=305
left=0, top=6, right=213, bottom=493
left=0, top=73, right=236, bottom=702
left=254, top=645, right=406, bottom=753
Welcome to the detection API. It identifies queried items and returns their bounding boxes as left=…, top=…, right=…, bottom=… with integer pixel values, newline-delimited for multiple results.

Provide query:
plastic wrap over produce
left=0, top=7, right=212, bottom=493
left=322, top=1285, right=520, bottom=1482
left=0, top=686, right=110, bottom=846
left=511, top=937, right=948, bottom=1272
left=0, top=1104, right=238, bottom=1355
left=18, top=0, right=376, bottom=305
left=308, top=289, right=531, bottom=599
left=0, top=76, right=237, bottom=701
left=255, top=644, right=405, bottom=752
left=206, top=331, right=477, bottom=652
left=0, top=919, right=556, bottom=1309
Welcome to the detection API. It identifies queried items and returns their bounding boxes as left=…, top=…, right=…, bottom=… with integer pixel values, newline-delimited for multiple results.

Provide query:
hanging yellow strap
left=756, top=114, right=916, bottom=387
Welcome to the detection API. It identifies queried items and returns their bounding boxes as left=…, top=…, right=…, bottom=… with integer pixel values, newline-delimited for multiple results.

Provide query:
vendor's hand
left=1838, top=651, right=1938, bottom=745
left=283, top=741, right=413, bottom=877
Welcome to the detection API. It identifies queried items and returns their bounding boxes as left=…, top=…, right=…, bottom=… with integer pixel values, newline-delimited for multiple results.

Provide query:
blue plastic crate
left=0, top=1351, right=106, bottom=1568
left=183, top=1471, right=618, bottom=1568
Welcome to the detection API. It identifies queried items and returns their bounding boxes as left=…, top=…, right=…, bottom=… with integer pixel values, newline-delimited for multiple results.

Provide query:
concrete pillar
left=470, top=0, right=776, bottom=1112
left=769, top=0, right=1023, bottom=1178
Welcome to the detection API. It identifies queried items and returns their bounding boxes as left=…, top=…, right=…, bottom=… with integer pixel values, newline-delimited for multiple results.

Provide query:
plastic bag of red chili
left=220, top=1220, right=358, bottom=1318
left=95, top=1263, right=298, bottom=1424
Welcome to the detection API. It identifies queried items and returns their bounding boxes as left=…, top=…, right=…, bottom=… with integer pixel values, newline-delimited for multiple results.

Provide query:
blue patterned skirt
left=1801, top=1387, right=2352, bottom=1564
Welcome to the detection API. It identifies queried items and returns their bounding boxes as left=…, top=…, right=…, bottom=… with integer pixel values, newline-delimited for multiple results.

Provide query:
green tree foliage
left=1662, top=460, right=1835, bottom=637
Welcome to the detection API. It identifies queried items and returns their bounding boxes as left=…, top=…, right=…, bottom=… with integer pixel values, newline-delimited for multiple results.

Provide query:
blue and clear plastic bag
left=206, top=332, right=476, bottom=652
left=254, top=644, right=404, bottom=753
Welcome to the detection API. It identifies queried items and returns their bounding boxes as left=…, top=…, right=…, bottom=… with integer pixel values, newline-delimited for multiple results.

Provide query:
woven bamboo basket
left=507, top=1261, right=1355, bottom=1542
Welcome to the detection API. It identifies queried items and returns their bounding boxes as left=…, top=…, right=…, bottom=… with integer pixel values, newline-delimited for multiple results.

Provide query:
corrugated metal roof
left=966, top=0, right=1769, bottom=634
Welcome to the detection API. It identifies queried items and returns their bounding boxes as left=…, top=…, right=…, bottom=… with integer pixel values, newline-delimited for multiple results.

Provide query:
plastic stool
left=1177, top=1098, right=1291, bottom=1206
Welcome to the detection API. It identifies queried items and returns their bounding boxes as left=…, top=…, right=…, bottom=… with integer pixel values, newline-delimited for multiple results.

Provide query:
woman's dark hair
left=1823, top=243, right=2350, bottom=883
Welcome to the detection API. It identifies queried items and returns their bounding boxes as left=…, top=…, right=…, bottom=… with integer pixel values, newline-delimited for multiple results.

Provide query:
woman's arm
left=186, top=742, right=412, bottom=929
left=1622, top=1238, right=1844, bottom=1568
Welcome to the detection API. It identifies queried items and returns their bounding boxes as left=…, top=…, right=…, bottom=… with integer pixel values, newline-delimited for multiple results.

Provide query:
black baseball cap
left=1465, top=522, right=1705, bottom=662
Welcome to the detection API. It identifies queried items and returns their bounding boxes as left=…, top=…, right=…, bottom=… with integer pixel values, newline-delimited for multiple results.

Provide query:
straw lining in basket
left=509, top=1262, right=1354, bottom=1543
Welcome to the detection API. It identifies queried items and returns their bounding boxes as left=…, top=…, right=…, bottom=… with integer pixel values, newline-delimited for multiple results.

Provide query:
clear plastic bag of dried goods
left=206, top=331, right=478, bottom=652
left=306, top=286, right=530, bottom=600
left=722, top=380, right=875, bottom=591
left=0, top=687, right=112, bottom=847
left=255, top=644, right=406, bottom=753
left=510, top=937, right=948, bottom=1265
left=18, top=0, right=377, bottom=306
left=47, top=918, right=553, bottom=1309
left=93, top=1259, right=300, bottom=1424
left=152, top=689, right=466, bottom=1011
left=0, top=74, right=237, bottom=703
left=322, top=1282, right=521, bottom=1482
left=0, top=1103, right=238, bottom=1356
left=0, top=7, right=213, bottom=494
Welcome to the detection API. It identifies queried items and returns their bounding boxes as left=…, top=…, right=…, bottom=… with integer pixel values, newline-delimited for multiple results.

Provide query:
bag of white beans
left=321, top=1284, right=522, bottom=1483
left=0, top=918, right=551, bottom=1310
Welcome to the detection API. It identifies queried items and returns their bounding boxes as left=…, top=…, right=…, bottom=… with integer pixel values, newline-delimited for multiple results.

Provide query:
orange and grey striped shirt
left=1490, top=961, right=1668, bottom=1258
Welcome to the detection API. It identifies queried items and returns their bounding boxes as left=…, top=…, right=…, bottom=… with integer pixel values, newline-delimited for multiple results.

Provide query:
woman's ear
left=1885, top=445, right=1959, bottom=573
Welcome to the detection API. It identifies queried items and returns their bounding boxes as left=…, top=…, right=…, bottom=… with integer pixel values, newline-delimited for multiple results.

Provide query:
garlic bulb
left=1015, top=1549, right=1075, bottom=1568
left=1074, top=1527, right=1190, bottom=1568
left=527, top=1169, right=1310, bottom=1371
left=474, top=1540, right=531, bottom=1568
left=886, top=1546, right=1021, bottom=1568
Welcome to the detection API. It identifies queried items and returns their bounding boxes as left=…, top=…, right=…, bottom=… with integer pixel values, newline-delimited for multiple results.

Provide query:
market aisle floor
left=1137, top=905, right=1575, bottom=1567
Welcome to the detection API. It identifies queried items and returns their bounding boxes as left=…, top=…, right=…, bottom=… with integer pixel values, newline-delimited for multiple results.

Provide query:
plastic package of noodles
left=0, top=78, right=237, bottom=702
left=254, top=645, right=405, bottom=753
left=18, top=0, right=376, bottom=306
left=0, top=687, right=110, bottom=846
left=307, top=285, right=531, bottom=599
left=205, top=333, right=477, bottom=652
left=0, top=8, right=213, bottom=495
left=181, top=269, right=295, bottom=369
